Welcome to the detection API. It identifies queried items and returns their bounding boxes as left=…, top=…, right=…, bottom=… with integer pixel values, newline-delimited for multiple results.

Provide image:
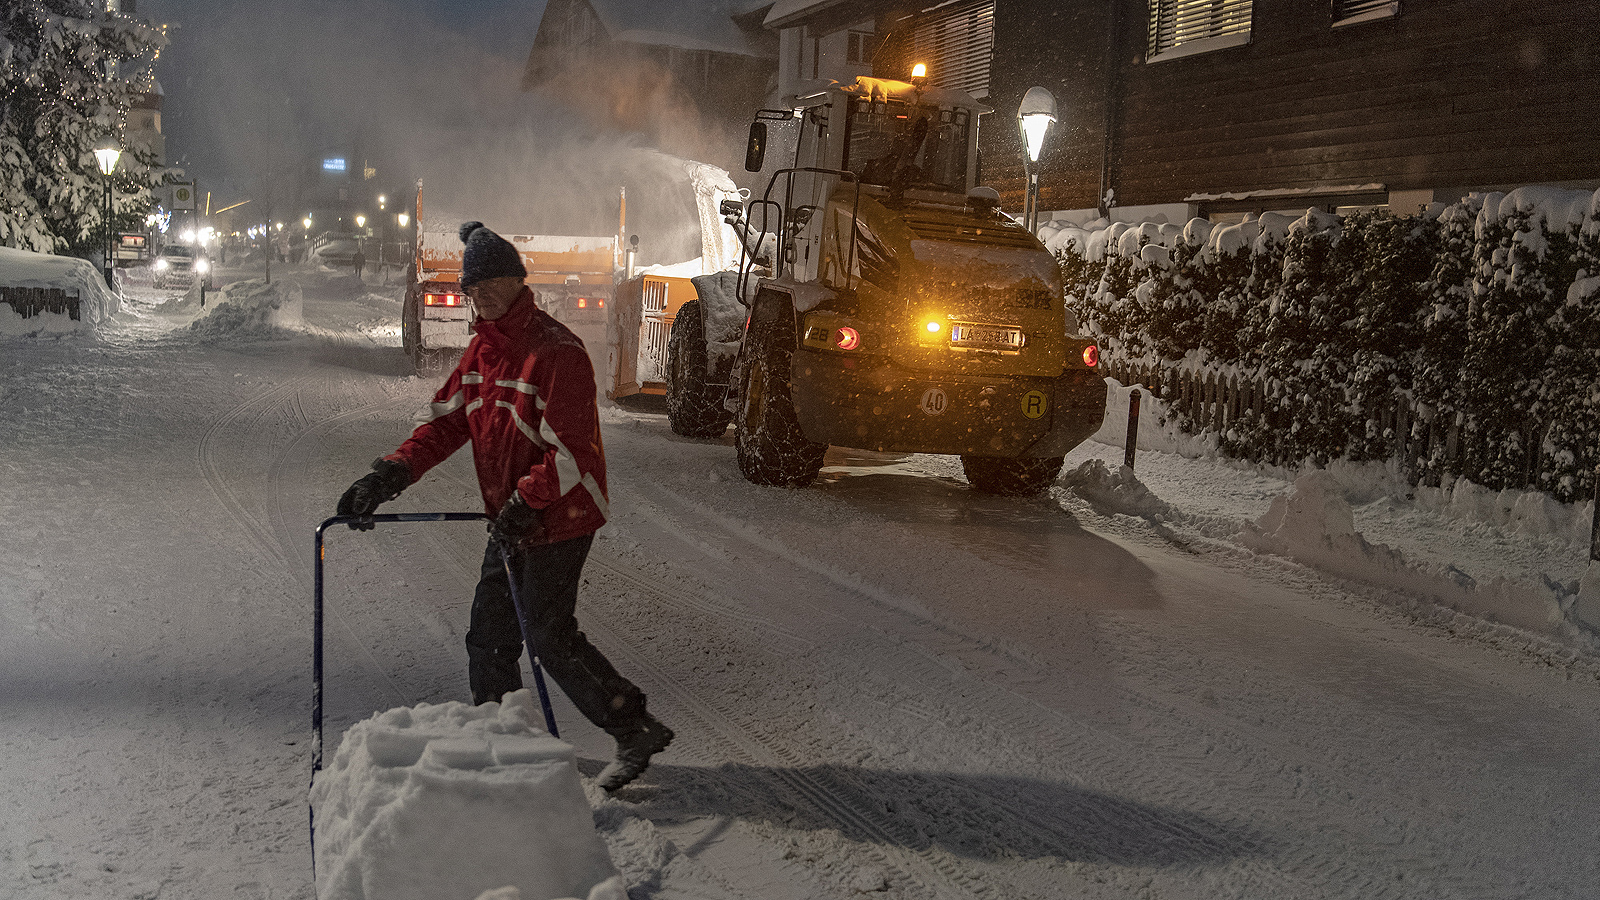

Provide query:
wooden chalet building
left=775, top=0, right=1599, bottom=223
left=521, top=0, right=778, bottom=162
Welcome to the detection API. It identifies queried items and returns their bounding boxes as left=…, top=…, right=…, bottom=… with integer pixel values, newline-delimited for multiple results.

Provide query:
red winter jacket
left=386, top=288, right=608, bottom=544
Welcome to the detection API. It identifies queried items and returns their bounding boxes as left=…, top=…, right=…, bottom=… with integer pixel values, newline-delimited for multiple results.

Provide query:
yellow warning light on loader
left=911, top=63, right=928, bottom=79
left=925, top=320, right=942, bottom=334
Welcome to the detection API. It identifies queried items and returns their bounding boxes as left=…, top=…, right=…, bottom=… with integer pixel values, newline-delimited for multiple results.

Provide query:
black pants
left=465, top=534, right=649, bottom=735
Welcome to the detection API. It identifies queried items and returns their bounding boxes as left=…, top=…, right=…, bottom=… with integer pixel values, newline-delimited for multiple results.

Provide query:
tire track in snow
left=196, top=374, right=313, bottom=572
left=425, top=466, right=986, bottom=898
left=577, top=599, right=995, bottom=900
left=607, top=475, right=1310, bottom=897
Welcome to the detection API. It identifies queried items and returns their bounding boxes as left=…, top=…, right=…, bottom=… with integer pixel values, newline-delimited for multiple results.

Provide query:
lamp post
left=1017, top=87, right=1057, bottom=234
left=94, top=140, right=123, bottom=287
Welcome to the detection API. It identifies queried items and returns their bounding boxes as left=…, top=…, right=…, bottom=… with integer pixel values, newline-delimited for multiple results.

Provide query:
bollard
left=1124, top=388, right=1141, bottom=469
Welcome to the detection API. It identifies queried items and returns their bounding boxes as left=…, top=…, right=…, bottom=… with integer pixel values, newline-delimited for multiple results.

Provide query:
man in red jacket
left=338, top=221, right=672, bottom=791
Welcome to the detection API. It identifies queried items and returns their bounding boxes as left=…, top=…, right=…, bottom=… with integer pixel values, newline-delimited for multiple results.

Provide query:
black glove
left=336, top=458, right=411, bottom=530
left=490, top=490, right=545, bottom=547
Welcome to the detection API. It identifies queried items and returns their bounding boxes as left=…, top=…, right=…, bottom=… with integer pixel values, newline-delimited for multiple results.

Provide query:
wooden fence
left=0, top=286, right=80, bottom=321
left=1102, top=356, right=1586, bottom=493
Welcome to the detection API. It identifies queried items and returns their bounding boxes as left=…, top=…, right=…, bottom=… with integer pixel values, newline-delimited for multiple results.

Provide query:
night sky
left=135, top=0, right=553, bottom=202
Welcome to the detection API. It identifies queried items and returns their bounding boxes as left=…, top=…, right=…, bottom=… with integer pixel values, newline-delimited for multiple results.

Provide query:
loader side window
left=844, top=99, right=969, bottom=194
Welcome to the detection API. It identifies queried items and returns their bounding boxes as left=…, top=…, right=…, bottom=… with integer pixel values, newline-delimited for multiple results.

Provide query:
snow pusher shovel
left=311, top=512, right=561, bottom=877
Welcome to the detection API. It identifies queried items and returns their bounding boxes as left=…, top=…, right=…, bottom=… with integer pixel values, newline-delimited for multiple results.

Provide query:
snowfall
left=3, top=248, right=1599, bottom=900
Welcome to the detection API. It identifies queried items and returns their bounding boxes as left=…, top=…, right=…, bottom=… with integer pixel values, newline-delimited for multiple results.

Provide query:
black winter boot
left=597, top=717, right=674, bottom=792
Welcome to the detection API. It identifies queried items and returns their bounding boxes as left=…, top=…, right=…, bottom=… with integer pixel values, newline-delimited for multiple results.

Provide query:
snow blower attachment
left=311, top=512, right=561, bottom=879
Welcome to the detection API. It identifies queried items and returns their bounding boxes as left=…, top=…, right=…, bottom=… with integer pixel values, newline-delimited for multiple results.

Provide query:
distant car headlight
left=154, top=259, right=168, bottom=270
left=195, top=259, right=209, bottom=273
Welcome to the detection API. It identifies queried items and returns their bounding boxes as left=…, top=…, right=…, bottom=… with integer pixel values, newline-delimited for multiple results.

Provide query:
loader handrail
left=738, top=166, right=861, bottom=303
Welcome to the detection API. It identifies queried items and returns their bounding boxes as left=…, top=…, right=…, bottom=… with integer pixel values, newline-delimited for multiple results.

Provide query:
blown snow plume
left=310, top=690, right=623, bottom=900
left=186, top=280, right=304, bottom=339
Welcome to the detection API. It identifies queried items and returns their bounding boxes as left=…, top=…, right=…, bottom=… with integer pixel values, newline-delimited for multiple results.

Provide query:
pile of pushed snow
left=311, top=690, right=624, bottom=900
left=0, top=246, right=120, bottom=334
left=1237, top=471, right=1566, bottom=634
left=186, top=278, right=304, bottom=338
left=1065, top=379, right=1597, bottom=639
left=1060, top=458, right=1175, bottom=521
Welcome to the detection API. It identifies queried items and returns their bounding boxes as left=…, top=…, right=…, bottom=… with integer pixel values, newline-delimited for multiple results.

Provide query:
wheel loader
left=665, top=74, right=1106, bottom=496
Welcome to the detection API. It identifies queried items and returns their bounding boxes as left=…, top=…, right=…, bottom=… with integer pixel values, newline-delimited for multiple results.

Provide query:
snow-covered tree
left=1538, top=189, right=1600, bottom=502
left=1461, top=189, right=1579, bottom=489
left=1412, top=196, right=1482, bottom=486
left=1338, top=210, right=1437, bottom=461
left=0, top=0, right=169, bottom=255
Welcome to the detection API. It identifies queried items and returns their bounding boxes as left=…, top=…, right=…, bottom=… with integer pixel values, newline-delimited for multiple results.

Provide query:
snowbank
left=0, top=246, right=120, bottom=333
left=1069, top=378, right=1595, bottom=639
left=310, top=690, right=623, bottom=900
left=186, top=278, right=304, bottom=338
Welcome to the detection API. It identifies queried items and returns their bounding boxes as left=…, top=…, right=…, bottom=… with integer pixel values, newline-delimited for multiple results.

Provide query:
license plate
left=950, top=322, right=1025, bottom=349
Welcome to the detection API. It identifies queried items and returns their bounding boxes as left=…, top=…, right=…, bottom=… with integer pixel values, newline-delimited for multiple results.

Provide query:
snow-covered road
left=4, top=265, right=1597, bottom=899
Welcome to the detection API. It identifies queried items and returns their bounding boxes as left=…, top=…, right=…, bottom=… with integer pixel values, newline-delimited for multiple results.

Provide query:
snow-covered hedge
left=1052, top=187, right=1600, bottom=503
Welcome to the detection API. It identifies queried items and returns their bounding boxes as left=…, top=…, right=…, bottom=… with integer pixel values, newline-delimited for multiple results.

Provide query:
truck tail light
left=834, top=326, right=861, bottom=351
left=424, top=293, right=464, bottom=307
left=1083, top=344, right=1099, bottom=368
left=577, top=297, right=587, bottom=308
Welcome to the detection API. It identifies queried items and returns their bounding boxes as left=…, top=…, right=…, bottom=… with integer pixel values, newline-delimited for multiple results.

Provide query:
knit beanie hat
left=458, top=221, right=527, bottom=288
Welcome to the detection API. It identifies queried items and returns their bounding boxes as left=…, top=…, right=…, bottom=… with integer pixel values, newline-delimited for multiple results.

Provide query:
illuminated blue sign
left=322, top=158, right=347, bottom=172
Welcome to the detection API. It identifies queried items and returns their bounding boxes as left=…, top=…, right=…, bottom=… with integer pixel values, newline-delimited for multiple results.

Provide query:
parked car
left=152, top=244, right=211, bottom=290
left=314, top=234, right=361, bottom=267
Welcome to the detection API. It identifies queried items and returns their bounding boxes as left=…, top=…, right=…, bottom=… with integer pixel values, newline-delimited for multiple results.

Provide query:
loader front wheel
left=666, top=299, right=733, bottom=438
left=735, top=308, right=825, bottom=487
left=960, top=455, right=1064, bottom=497
left=415, top=347, right=458, bottom=378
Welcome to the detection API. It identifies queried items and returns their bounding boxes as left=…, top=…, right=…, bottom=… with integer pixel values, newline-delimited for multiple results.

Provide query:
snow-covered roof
left=587, top=0, right=772, bottom=57
left=763, top=0, right=899, bottom=31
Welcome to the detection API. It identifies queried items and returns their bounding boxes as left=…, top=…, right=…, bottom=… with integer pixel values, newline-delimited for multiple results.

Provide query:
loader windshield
left=844, top=99, right=971, bottom=194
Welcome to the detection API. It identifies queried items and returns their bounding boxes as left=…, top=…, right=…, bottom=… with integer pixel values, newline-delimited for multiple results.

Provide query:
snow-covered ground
left=3, top=258, right=1599, bottom=900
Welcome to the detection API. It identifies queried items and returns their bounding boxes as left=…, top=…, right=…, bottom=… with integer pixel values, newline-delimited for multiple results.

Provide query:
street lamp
left=1017, top=87, right=1057, bottom=233
left=94, top=140, right=122, bottom=286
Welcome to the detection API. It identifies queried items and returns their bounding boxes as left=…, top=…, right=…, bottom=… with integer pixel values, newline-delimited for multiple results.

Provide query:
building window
left=847, top=30, right=881, bottom=65
left=1333, top=0, right=1398, bottom=27
left=1148, top=0, right=1252, bottom=61
left=902, top=0, right=994, bottom=99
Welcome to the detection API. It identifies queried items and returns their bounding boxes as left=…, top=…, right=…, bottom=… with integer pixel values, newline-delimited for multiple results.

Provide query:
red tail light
left=577, top=298, right=587, bottom=308
left=423, top=293, right=464, bottom=307
left=834, top=326, right=861, bottom=351
left=1083, top=344, right=1100, bottom=368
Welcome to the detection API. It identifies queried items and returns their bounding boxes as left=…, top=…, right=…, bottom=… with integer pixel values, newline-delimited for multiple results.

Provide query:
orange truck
left=402, top=182, right=617, bottom=378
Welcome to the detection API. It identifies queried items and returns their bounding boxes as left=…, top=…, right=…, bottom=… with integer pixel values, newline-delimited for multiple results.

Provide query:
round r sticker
left=1021, top=390, right=1048, bottom=419
left=919, top=387, right=948, bottom=416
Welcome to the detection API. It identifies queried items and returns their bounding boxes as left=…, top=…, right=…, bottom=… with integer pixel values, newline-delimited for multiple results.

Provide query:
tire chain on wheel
left=665, top=299, right=734, bottom=438
left=735, top=301, right=826, bottom=487
left=960, top=455, right=1065, bottom=496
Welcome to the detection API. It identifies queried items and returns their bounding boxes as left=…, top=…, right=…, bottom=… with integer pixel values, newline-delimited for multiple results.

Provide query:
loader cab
left=743, top=76, right=990, bottom=284
left=842, top=98, right=973, bottom=196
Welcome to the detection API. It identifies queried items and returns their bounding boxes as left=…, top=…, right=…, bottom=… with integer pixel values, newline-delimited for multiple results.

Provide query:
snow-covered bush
left=1412, top=195, right=1482, bottom=486
left=1055, top=186, right=1599, bottom=502
left=1338, top=210, right=1438, bottom=461
left=1461, top=189, right=1584, bottom=490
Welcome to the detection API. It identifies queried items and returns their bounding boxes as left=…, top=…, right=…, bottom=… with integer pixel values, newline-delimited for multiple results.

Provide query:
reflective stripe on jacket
left=387, top=287, right=608, bottom=544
